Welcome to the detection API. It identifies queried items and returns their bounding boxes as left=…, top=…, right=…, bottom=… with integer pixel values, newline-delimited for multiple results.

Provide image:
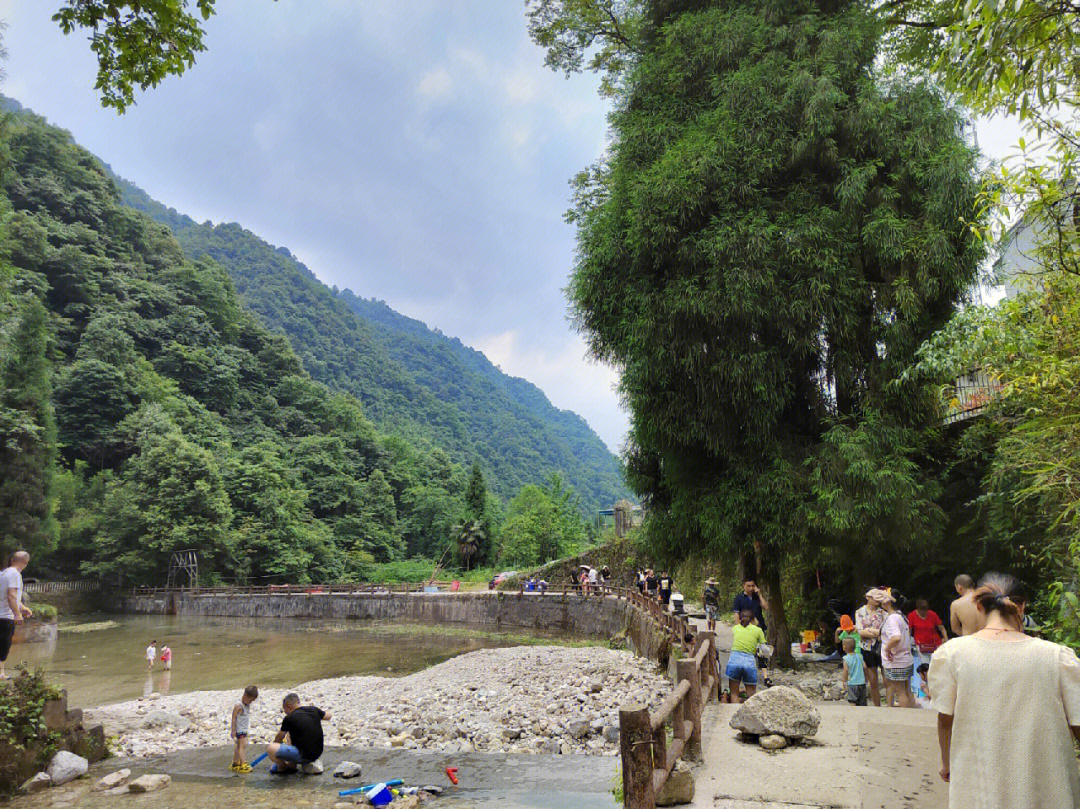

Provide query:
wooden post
left=695, top=631, right=717, bottom=701
left=684, top=655, right=703, bottom=753
left=620, top=706, right=655, bottom=809
left=673, top=661, right=699, bottom=756
left=674, top=659, right=692, bottom=743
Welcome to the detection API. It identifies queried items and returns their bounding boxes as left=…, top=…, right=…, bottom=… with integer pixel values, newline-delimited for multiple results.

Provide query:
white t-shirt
left=588, top=568, right=598, bottom=584
left=0, top=566, right=22, bottom=621
left=146, top=644, right=157, bottom=661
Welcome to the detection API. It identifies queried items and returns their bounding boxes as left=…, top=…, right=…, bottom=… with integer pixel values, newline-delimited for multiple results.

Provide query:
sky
left=0, top=1, right=629, bottom=450
left=0, top=2, right=1027, bottom=454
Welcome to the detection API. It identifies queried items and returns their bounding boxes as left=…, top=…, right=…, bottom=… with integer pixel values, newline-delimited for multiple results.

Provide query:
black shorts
left=0, top=618, right=15, bottom=662
left=861, top=647, right=881, bottom=669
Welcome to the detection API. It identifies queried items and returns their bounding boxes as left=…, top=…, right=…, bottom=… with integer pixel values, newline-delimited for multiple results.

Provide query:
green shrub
left=0, top=668, right=64, bottom=795
left=25, top=603, right=57, bottom=622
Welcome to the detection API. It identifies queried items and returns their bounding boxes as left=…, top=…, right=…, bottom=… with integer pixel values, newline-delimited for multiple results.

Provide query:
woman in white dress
left=929, top=573, right=1080, bottom=808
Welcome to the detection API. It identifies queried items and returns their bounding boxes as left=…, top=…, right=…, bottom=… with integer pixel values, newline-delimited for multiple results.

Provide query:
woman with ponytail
left=929, top=573, right=1080, bottom=807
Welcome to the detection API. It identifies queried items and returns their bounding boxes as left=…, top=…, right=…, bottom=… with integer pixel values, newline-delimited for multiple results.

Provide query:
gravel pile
left=86, top=646, right=670, bottom=759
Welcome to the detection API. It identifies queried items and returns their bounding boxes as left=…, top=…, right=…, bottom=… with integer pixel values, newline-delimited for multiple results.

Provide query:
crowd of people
left=711, top=571, right=1080, bottom=807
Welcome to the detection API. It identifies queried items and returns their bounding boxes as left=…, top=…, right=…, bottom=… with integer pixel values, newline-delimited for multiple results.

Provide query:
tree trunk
left=760, top=565, right=794, bottom=668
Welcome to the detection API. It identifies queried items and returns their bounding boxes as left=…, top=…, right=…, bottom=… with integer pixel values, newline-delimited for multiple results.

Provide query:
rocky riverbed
left=86, top=646, right=670, bottom=759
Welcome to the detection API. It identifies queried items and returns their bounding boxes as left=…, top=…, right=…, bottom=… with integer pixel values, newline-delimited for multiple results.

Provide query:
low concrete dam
left=114, top=590, right=673, bottom=664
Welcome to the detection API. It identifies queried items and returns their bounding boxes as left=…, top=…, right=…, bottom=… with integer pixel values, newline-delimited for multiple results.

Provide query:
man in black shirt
left=267, top=693, right=332, bottom=773
left=659, top=572, right=673, bottom=606
left=732, top=579, right=768, bottom=629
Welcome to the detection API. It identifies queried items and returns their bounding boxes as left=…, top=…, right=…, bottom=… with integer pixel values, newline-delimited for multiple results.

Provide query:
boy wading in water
left=230, top=685, right=258, bottom=773
left=146, top=639, right=157, bottom=671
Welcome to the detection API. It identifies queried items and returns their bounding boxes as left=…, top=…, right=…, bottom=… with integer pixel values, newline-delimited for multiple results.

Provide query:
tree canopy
left=533, top=0, right=986, bottom=655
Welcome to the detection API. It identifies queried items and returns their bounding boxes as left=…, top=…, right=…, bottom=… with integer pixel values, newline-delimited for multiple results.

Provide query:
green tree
left=499, top=475, right=587, bottom=567
left=534, top=0, right=985, bottom=659
left=0, top=297, right=58, bottom=554
left=86, top=408, right=234, bottom=584
left=456, top=519, right=486, bottom=571
left=52, top=0, right=218, bottom=112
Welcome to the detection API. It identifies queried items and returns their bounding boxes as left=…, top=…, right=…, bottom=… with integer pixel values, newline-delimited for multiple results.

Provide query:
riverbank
left=87, top=646, right=669, bottom=759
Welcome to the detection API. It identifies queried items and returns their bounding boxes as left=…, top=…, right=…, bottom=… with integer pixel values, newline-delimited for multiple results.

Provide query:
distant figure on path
left=931, top=573, right=1080, bottom=807
left=732, top=579, right=768, bottom=628
left=725, top=610, right=766, bottom=703
left=658, top=571, right=672, bottom=606
left=0, top=551, right=33, bottom=680
left=146, top=639, right=157, bottom=671
left=855, top=589, right=886, bottom=707
left=703, top=578, right=720, bottom=631
left=267, top=692, right=331, bottom=774
left=949, top=574, right=986, bottom=636
left=230, top=685, right=259, bottom=773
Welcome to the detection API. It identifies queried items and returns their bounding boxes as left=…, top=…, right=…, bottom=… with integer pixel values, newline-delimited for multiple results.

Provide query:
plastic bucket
left=367, top=785, right=394, bottom=806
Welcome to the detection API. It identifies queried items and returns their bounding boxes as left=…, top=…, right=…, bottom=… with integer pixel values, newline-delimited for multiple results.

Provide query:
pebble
left=86, top=647, right=669, bottom=758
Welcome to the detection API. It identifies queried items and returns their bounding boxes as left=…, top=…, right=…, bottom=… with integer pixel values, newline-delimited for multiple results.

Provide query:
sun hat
left=839, top=614, right=855, bottom=632
left=865, top=588, right=890, bottom=604
left=705, top=577, right=717, bottom=585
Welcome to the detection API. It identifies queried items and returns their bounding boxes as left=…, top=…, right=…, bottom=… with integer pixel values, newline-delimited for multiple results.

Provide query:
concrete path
left=689, top=703, right=947, bottom=809
left=685, top=618, right=945, bottom=809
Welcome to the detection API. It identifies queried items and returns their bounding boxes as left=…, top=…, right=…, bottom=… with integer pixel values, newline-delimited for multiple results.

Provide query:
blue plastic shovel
left=339, top=778, right=404, bottom=797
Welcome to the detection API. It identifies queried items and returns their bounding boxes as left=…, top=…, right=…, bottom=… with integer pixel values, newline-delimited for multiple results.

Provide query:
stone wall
left=114, top=591, right=673, bottom=666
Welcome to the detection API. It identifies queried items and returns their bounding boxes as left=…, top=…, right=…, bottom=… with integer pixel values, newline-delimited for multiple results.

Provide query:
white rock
left=93, top=769, right=131, bottom=791
left=333, top=761, right=363, bottom=779
left=46, top=751, right=88, bottom=786
left=128, top=774, right=171, bottom=793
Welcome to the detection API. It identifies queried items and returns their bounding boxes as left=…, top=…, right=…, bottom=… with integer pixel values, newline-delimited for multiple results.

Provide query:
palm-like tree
left=456, top=520, right=485, bottom=571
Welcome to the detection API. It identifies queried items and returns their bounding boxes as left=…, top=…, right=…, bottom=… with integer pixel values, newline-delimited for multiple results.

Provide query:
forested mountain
left=0, top=104, right=480, bottom=582
left=116, top=177, right=625, bottom=510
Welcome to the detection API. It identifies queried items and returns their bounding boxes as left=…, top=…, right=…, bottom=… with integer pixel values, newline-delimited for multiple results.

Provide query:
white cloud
left=417, top=67, right=453, bottom=100
left=503, top=68, right=539, bottom=104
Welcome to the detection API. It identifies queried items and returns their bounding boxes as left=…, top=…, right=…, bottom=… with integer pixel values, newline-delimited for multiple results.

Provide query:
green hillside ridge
left=116, top=176, right=626, bottom=510
left=0, top=102, right=600, bottom=582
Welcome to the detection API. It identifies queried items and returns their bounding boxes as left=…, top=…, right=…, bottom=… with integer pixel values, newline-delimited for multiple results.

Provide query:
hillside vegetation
left=117, top=178, right=626, bottom=510
left=0, top=104, right=600, bottom=582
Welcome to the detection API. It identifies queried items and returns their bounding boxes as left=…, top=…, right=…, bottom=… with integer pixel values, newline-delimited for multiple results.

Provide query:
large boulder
left=46, top=751, right=88, bottom=785
left=729, top=686, right=820, bottom=740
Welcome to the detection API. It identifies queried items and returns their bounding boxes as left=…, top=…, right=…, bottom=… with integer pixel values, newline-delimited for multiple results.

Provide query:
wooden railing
left=620, top=631, right=717, bottom=809
left=25, top=580, right=102, bottom=594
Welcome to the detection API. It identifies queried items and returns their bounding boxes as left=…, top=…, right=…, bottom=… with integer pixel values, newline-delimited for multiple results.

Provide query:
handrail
left=620, top=631, right=717, bottom=809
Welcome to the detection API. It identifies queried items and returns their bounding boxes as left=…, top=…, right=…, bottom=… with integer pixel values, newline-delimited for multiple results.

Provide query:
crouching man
left=267, top=693, right=331, bottom=774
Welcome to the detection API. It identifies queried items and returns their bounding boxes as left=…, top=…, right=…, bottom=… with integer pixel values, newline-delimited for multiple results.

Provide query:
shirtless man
left=949, top=574, right=986, bottom=636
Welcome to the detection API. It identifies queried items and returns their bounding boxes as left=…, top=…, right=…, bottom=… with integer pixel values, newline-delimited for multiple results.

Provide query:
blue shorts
left=276, top=744, right=304, bottom=764
left=725, top=650, right=759, bottom=685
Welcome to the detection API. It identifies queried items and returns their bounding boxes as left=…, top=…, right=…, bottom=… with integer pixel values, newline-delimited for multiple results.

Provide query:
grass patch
left=58, top=620, right=118, bottom=634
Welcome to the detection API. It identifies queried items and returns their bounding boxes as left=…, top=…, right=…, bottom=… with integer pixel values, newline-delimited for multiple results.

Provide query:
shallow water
left=13, top=747, right=618, bottom=809
left=9, top=615, right=580, bottom=707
